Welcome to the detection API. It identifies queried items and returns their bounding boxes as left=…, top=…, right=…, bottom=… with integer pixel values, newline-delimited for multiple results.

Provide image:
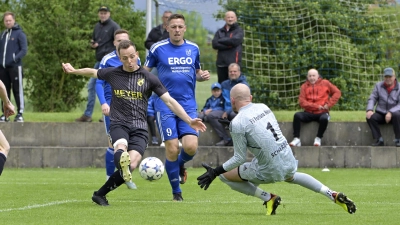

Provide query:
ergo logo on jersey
left=168, top=57, right=193, bottom=65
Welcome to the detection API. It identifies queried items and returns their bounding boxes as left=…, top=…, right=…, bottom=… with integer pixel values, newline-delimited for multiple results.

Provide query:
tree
left=15, top=0, right=145, bottom=112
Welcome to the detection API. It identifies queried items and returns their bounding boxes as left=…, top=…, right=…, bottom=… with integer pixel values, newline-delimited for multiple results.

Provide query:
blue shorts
left=156, top=110, right=199, bottom=141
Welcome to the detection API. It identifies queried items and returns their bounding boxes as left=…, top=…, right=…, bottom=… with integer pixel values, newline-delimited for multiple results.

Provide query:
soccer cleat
left=125, top=180, right=137, bottom=190
left=334, top=192, right=356, bottom=214
left=173, top=193, right=183, bottom=201
left=119, top=151, right=132, bottom=182
left=178, top=140, right=182, bottom=147
left=92, top=192, right=109, bottom=206
left=314, top=137, right=321, bottom=146
left=263, top=194, right=281, bottom=215
left=289, top=137, right=301, bottom=147
left=160, top=142, right=165, bottom=147
left=179, top=166, right=187, bottom=184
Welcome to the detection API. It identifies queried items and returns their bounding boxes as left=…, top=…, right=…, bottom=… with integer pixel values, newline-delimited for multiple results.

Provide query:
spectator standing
left=198, top=82, right=232, bottom=146
left=144, top=10, right=172, bottom=50
left=212, top=11, right=244, bottom=84
left=366, top=67, right=400, bottom=147
left=76, top=5, right=120, bottom=122
left=0, top=12, right=27, bottom=122
left=289, top=69, right=341, bottom=147
left=219, top=63, right=249, bottom=124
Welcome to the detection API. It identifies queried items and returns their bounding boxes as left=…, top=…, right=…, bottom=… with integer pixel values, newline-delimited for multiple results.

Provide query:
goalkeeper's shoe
left=120, top=151, right=132, bottom=182
left=92, top=192, right=109, bottom=206
left=334, top=192, right=356, bottom=214
left=179, top=166, right=187, bottom=184
left=263, top=194, right=281, bottom=215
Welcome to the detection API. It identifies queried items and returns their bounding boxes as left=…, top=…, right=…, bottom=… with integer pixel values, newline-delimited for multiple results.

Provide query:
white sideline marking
left=0, top=200, right=81, bottom=212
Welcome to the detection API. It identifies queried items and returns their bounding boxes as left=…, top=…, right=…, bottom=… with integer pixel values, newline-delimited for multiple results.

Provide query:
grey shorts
left=238, top=158, right=297, bottom=184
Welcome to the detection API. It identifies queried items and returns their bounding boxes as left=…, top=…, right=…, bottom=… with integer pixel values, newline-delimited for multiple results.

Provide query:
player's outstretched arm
left=159, top=92, right=206, bottom=132
left=62, top=63, right=98, bottom=78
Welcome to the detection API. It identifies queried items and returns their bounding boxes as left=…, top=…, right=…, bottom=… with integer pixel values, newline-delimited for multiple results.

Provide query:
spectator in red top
left=366, top=67, right=400, bottom=147
left=289, top=69, right=341, bottom=147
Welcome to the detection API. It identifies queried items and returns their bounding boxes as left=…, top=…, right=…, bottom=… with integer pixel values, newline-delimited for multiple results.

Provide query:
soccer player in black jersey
left=62, top=40, right=206, bottom=206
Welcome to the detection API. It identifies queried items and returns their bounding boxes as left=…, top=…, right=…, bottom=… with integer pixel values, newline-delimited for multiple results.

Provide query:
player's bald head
left=231, top=84, right=251, bottom=101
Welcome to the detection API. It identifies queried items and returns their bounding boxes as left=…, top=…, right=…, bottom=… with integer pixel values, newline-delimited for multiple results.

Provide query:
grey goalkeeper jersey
left=223, top=103, right=297, bottom=182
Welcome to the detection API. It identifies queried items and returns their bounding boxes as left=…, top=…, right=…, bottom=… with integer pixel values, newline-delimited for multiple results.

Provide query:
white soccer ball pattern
left=139, top=157, right=165, bottom=181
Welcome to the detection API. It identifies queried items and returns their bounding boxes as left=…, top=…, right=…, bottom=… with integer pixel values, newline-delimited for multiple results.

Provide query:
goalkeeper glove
left=197, top=163, right=226, bottom=190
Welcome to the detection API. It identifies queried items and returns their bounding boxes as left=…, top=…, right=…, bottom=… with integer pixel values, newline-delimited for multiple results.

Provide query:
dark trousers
left=0, top=66, right=24, bottom=114
left=293, top=112, right=330, bottom=138
left=216, top=66, right=229, bottom=84
left=198, top=110, right=231, bottom=141
left=366, top=111, right=400, bottom=139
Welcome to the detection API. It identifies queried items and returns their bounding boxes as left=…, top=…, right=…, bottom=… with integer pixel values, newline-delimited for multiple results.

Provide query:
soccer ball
left=138, top=157, right=165, bottom=181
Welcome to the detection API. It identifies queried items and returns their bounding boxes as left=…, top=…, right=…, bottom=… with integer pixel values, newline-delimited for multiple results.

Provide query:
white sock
left=255, top=188, right=271, bottom=201
left=319, top=185, right=335, bottom=201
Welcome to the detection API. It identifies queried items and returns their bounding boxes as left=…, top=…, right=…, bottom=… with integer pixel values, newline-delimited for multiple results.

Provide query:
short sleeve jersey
left=144, top=38, right=200, bottom=111
left=97, top=66, right=167, bottom=129
left=223, top=103, right=297, bottom=181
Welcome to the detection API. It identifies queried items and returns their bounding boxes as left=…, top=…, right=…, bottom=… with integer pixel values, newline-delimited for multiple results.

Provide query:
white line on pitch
left=0, top=200, right=82, bottom=212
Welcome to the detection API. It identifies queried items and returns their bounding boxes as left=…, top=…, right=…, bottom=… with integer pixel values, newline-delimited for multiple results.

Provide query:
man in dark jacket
left=212, top=11, right=244, bottom=84
left=144, top=10, right=172, bottom=50
left=0, top=11, right=27, bottom=122
left=76, top=5, right=120, bottom=122
left=366, top=67, right=400, bottom=147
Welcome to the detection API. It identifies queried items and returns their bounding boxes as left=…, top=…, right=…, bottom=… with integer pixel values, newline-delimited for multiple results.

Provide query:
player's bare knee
left=113, top=138, right=128, bottom=150
left=0, top=142, right=10, bottom=156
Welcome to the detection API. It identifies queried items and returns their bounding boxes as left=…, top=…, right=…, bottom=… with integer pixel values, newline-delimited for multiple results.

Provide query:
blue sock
left=178, top=148, right=195, bottom=168
left=165, top=159, right=181, bottom=194
left=105, top=147, right=115, bottom=177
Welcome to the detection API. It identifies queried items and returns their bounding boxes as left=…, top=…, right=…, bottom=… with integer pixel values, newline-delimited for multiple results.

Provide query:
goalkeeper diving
left=197, top=83, right=356, bottom=215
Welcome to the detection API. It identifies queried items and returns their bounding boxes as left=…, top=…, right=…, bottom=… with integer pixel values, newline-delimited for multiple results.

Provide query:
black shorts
left=109, top=124, right=148, bottom=156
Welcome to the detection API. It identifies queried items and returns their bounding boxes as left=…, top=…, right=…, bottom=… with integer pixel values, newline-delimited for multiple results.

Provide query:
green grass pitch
left=0, top=168, right=399, bottom=225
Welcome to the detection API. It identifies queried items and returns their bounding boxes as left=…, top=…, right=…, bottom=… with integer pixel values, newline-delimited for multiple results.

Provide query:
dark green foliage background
left=1, top=0, right=146, bottom=112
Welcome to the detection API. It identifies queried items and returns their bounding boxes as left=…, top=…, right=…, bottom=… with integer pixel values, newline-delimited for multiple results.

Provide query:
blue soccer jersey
left=144, top=38, right=200, bottom=112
